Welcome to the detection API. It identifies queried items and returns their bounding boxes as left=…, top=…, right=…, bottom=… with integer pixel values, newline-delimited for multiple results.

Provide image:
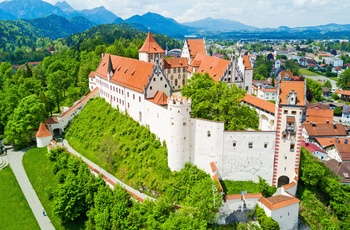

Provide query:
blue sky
left=2, top=0, right=349, bottom=28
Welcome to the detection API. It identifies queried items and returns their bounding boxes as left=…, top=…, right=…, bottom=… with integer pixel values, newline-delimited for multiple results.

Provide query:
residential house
left=302, top=123, right=347, bottom=142
left=316, top=137, right=350, bottom=162
left=322, top=87, right=332, bottom=99
left=335, top=89, right=350, bottom=102
left=342, top=105, right=350, bottom=123
left=163, top=57, right=188, bottom=91
left=324, top=159, right=350, bottom=185
left=301, top=140, right=328, bottom=160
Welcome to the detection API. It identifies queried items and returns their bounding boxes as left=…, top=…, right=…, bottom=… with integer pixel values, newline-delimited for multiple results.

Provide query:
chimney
left=333, top=123, right=337, bottom=129
left=326, top=120, right=329, bottom=124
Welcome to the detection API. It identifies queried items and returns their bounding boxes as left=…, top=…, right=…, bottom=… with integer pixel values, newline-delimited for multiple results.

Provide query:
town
left=1, top=1, right=350, bottom=229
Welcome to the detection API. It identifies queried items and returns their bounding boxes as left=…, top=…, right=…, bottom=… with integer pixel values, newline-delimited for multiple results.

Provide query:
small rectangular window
left=264, top=143, right=268, bottom=148
left=207, top=131, right=211, bottom=137
left=233, top=141, right=237, bottom=147
left=248, top=142, right=253, bottom=148
left=284, top=110, right=288, bottom=114
left=291, top=111, right=296, bottom=115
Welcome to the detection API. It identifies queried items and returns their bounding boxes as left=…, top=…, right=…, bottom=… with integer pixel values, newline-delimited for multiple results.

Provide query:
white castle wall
left=189, top=118, right=224, bottom=174
left=144, top=100, right=168, bottom=142
left=220, top=131, right=275, bottom=184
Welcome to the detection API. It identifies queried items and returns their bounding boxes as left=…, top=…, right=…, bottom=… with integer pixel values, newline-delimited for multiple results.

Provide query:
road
left=62, top=139, right=155, bottom=202
left=303, top=75, right=338, bottom=91
left=6, top=148, right=55, bottom=230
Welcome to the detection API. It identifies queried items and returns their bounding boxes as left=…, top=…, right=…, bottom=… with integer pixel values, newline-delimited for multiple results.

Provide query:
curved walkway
left=6, top=148, right=55, bottom=230
left=62, top=139, right=155, bottom=202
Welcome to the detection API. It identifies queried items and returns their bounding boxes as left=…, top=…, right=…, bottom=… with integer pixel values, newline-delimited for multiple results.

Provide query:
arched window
left=175, top=79, right=178, bottom=86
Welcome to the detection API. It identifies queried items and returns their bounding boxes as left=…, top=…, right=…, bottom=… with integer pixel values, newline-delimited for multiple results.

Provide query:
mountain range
left=1, top=0, right=350, bottom=39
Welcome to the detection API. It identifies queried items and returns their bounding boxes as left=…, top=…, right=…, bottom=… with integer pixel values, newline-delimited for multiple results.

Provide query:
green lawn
left=0, top=166, right=40, bottom=230
left=299, top=68, right=322, bottom=76
left=329, top=77, right=339, bottom=82
left=23, top=147, right=85, bottom=230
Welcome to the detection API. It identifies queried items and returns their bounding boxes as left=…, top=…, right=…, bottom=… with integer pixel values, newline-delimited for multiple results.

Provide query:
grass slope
left=299, top=68, right=322, bottom=76
left=65, top=98, right=171, bottom=194
left=23, top=147, right=85, bottom=230
left=0, top=166, right=39, bottom=230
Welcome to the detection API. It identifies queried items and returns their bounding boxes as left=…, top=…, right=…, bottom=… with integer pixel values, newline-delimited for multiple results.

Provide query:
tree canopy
left=337, top=68, right=350, bottom=90
left=181, top=72, right=258, bottom=130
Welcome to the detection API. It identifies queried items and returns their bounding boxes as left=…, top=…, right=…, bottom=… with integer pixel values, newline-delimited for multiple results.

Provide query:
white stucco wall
left=36, top=136, right=52, bottom=148
left=312, top=150, right=328, bottom=161
left=145, top=69, right=171, bottom=98
left=270, top=203, right=299, bottom=230
left=327, top=147, right=342, bottom=162
left=138, top=52, right=148, bottom=62
left=190, top=119, right=224, bottom=174
left=221, top=131, right=275, bottom=184
left=144, top=100, right=168, bottom=142
left=342, top=112, right=350, bottom=123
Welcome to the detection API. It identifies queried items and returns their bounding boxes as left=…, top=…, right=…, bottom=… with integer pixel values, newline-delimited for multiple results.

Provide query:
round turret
left=167, top=96, right=191, bottom=171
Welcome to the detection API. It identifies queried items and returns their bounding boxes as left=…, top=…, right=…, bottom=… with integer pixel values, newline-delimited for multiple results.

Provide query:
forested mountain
left=125, top=12, right=194, bottom=38
left=78, top=6, right=123, bottom=25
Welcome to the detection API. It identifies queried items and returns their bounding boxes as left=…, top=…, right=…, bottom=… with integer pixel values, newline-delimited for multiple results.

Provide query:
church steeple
left=138, top=31, right=165, bottom=64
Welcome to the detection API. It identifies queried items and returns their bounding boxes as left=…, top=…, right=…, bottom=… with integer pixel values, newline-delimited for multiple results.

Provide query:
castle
left=38, top=32, right=305, bottom=229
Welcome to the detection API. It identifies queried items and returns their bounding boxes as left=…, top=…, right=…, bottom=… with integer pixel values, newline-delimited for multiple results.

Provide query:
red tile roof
left=301, top=140, right=327, bottom=154
left=279, top=70, right=293, bottom=79
left=304, top=108, right=334, bottom=124
left=192, top=53, right=230, bottom=82
left=138, top=32, right=164, bottom=54
left=259, top=195, right=299, bottom=210
left=324, top=159, right=350, bottom=183
left=164, top=57, right=188, bottom=69
left=96, top=54, right=155, bottom=93
left=336, top=89, right=350, bottom=96
left=88, top=71, right=95, bottom=78
left=46, top=117, right=58, bottom=124
left=279, top=81, right=305, bottom=106
left=335, top=143, right=350, bottom=161
left=36, top=122, right=51, bottom=138
left=303, top=123, right=347, bottom=137
left=187, top=39, right=206, bottom=58
left=243, top=54, right=252, bottom=70
left=243, top=94, right=275, bottom=114
left=316, top=137, right=346, bottom=147
left=150, top=91, right=168, bottom=106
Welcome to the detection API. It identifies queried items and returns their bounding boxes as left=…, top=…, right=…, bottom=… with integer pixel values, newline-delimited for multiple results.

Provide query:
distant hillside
left=183, top=17, right=257, bottom=31
left=0, top=0, right=66, bottom=19
left=125, top=12, right=194, bottom=38
left=27, top=14, right=95, bottom=39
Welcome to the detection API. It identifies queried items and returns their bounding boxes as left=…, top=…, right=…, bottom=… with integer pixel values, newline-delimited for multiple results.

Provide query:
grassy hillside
left=65, top=98, right=172, bottom=195
left=23, top=147, right=85, bottom=229
left=0, top=166, right=40, bottom=230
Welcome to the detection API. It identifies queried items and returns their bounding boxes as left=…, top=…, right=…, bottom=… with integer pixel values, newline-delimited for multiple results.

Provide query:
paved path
left=62, top=139, right=155, bottom=202
left=7, top=148, right=55, bottom=230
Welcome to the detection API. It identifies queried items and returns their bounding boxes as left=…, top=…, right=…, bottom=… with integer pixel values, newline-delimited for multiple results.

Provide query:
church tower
left=138, top=32, right=165, bottom=65
left=273, top=80, right=306, bottom=192
left=167, top=96, right=191, bottom=171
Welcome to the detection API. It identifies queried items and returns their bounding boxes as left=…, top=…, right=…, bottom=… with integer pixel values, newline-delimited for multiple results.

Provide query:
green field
left=23, top=147, right=85, bottom=230
left=0, top=166, right=40, bottom=230
left=299, top=68, right=322, bottom=76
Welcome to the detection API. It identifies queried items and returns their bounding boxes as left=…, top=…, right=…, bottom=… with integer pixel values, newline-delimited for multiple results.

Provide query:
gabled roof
left=138, top=32, right=164, bottom=54
left=301, top=140, right=327, bottom=154
left=150, top=91, right=168, bottom=106
left=316, top=137, right=347, bottom=148
left=243, top=94, right=275, bottom=114
left=36, top=122, right=52, bottom=138
left=279, top=70, right=293, bottom=79
left=187, top=39, right=206, bottom=58
left=46, top=117, right=58, bottom=124
left=192, top=53, right=230, bottom=82
left=164, top=57, right=188, bottom=69
left=259, top=195, right=299, bottom=210
left=334, top=143, right=350, bottom=161
left=305, top=108, right=334, bottom=124
left=303, top=123, right=347, bottom=137
left=279, top=81, right=305, bottom=106
left=95, top=54, right=155, bottom=93
left=88, top=71, right=95, bottom=78
left=306, top=102, right=330, bottom=110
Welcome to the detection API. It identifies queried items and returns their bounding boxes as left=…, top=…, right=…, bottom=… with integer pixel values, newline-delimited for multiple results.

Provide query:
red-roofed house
left=181, top=38, right=206, bottom=64
left=258, top=188, right=299, bottom=230
left=301, top=140, right=328, bottom=160
left=138, top=32, right=165, bottom=64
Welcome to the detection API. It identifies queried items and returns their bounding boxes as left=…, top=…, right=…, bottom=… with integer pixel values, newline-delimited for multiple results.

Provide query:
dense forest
left=0, top=24, right=181, bottom=147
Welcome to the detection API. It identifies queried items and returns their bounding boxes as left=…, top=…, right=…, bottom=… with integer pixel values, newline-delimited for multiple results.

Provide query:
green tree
left=285, top=59, right=300, bottom=76
left=47, top=70, right=65, bottom=112
left=306, top=78, right=323, bottom=102
left=181, top=73, right=258, bottom=130
left=337, top=68, right=350, bottom=90
left=4, top=94, right=47, bottom=146
left=323, top=80, right=332, bottom=90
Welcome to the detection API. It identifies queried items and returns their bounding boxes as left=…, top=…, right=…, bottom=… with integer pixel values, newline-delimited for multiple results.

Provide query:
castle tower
left=138, top=31, right=165, bottom=65
left=167, top=96, right=191, bottom=171
left=36, top=122, right=53, bottom=148
left=273, top=80, right=306, bottom=191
